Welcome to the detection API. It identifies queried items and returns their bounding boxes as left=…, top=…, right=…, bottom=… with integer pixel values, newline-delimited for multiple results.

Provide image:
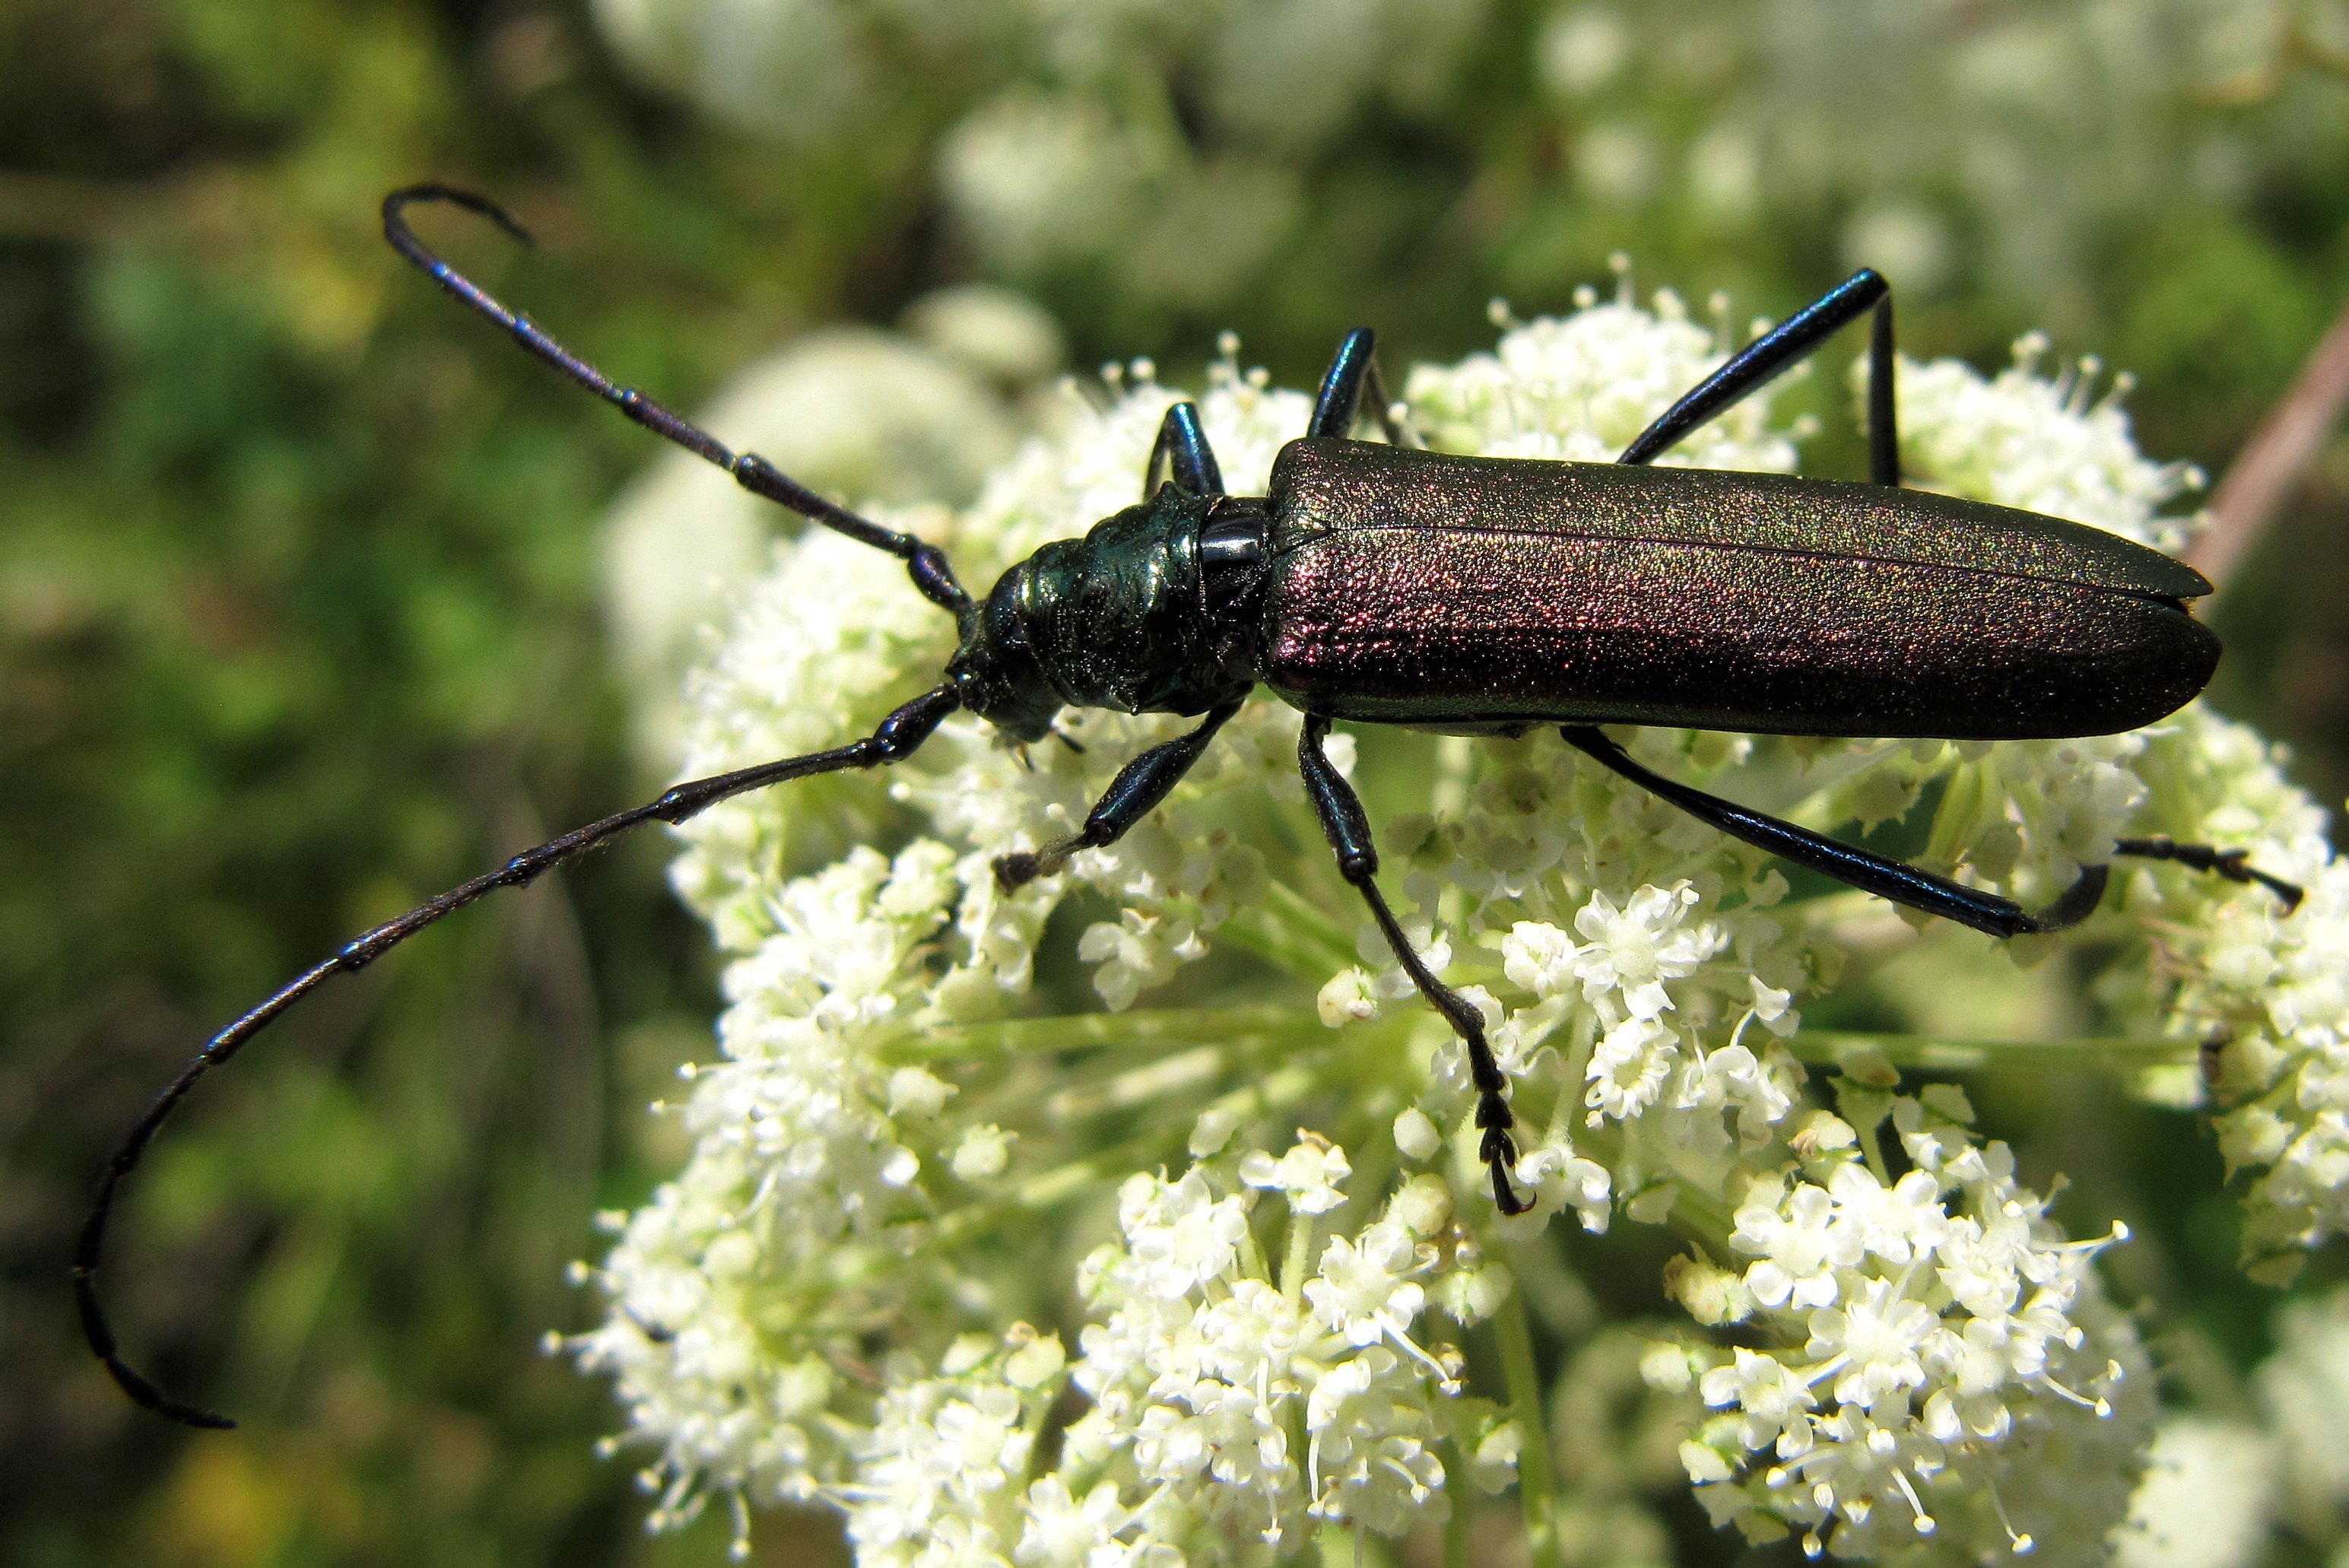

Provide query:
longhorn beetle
left=80, top=184, right=2305, bottom=1429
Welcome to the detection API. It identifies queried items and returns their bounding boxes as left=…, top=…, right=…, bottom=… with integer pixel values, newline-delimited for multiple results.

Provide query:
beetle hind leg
left=1299, top=715, right=1531, bottom=1214
left=1618, top=269, right=1901, bottom=487
left=1306, top=329, right=1420, bottom=448
left=1560, top=726, right=2113, bottom=938
left=2116, top=836, right=2305, bottom=911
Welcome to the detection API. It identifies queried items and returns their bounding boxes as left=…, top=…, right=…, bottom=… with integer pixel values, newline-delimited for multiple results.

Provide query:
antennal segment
left=381, top=184, right=971, bottom=620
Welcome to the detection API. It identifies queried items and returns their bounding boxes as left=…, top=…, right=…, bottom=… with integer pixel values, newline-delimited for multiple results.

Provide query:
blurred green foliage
left=5, top=0, right=2349, bottom=1563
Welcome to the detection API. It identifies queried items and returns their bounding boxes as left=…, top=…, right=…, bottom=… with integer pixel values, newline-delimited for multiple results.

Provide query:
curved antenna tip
left=101, top=1352, right=237, bottom=1430
left=382, top=183, right=535, bottom=249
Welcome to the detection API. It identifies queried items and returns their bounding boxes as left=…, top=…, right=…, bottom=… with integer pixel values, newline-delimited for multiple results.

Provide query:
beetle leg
left=1143, top=402, right=1227, bottom=500
left=1618, top=269, right=1901, bottom=487
left=994, top=701, right=1244, bottom=890
left=1559, top=726, right=2111, bottom=938
left=1865, top=292, right=1898, bottom=487
left=2116, top=836, right=2305, bottom=912
left=1306, top=329, right=1420, bottom=447
left=80, top=683, right=964, bottom=1430
left=1299, top=716, right=1531, bottom=1215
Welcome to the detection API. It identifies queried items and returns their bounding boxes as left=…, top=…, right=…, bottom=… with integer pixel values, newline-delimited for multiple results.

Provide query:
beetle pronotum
left=79, top=184, right=2303, bottom=1429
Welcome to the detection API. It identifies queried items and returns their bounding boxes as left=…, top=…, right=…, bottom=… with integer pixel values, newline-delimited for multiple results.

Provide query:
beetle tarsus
left=1478, top=1113, right=1530, bottom=1214
left=1487, top=1151, right=1532, bottom=1216
left=2116, top=835, right=2304, bottom=912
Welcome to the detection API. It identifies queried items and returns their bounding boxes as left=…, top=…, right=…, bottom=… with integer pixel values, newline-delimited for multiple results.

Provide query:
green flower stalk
left=564, top=278, right=2342, bottom=1564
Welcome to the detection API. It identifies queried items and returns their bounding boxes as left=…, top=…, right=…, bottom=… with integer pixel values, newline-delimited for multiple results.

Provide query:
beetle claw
left=1488, top=1157, right=1532, bottom=1216
left=1478, top=1119, right=1531, bottom=1214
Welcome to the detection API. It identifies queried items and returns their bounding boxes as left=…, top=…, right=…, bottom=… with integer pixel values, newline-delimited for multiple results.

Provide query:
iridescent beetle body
left=76, top=186, right=2298, bottom=1430
left=960, top=440, right=2217, bottom=744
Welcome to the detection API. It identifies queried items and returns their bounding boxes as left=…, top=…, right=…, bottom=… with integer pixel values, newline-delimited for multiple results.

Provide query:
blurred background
left=7, top=1, right=2349, bottom=1563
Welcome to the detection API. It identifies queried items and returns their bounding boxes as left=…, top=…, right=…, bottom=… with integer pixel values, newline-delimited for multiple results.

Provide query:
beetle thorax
left=947, top=484, right=1262, bottom=742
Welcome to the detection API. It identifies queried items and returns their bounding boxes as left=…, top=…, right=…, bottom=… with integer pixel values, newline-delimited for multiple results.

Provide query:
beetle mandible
left=79, top=184, right=2304, bottom=1429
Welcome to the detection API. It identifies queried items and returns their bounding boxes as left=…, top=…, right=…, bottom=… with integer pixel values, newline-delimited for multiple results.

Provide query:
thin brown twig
left=2187, top=292, right=2349, bottom=589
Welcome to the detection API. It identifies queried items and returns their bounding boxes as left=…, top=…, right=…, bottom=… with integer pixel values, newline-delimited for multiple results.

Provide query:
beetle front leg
left=1306, top=329, right=1417, bottom=447
left=1143, top=402, right=1226, bottom=500
left=994, top=701, right=1244, bottom=890
left=1299, top=715, right=1530, bottom=1215
left=1559, top=726, right=2109, bottom=938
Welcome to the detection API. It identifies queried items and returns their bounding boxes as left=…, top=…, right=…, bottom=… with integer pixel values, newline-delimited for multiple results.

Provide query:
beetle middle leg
left=1299, top=715, right=1530, bottom=1214
left=994, top=700, right=1245, bottom=890
left=1306, top=328, right=1418, bottom=447
left=1619, top=268, right=1900, bottom=487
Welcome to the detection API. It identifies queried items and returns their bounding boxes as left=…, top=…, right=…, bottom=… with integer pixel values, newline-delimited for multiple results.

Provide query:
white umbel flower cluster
left=573, top=278, right=2344, bottom=1564
left=817, top=1138, right=1487, bottom=1566
left=2160, top=738, right=2349, bottom=1278
left=2110, top=1283, right=2349, bottom=1568
left=1668, top=1088, right=2149, bottom=1561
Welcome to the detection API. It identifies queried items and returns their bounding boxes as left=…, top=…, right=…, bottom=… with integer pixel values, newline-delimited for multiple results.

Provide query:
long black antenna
left=77, top=682, right=962, bottom=1427
left=380, top=184, right=973, bottom=621
left=76, top=189, right=995, bottom=1430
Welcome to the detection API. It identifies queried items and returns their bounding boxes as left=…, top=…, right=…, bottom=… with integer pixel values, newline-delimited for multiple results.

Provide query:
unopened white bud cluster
left=570, top=277, right=2340, bottom=1563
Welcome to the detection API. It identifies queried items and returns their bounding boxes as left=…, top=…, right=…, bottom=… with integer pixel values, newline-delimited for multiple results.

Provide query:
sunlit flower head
left=570, top=281, right=2342, bottom=1563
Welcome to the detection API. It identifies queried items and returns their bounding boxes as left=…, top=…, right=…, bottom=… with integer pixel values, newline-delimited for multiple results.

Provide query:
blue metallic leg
left=1306, top=329, right=1417, bottom=446
left=995, top=700, right=1244, bottom=890
left=1559, top=726, right=2107, bottom=937
left=1300, top=716, right=1529, bottom=1214
left=1144, top=402, right=1226, bottom=500
left=1618, top=269, right=1901, bottom=487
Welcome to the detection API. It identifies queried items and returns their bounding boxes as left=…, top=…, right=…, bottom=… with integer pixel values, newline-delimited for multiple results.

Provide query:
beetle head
left=944, top=585, right=1062, bottom=744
